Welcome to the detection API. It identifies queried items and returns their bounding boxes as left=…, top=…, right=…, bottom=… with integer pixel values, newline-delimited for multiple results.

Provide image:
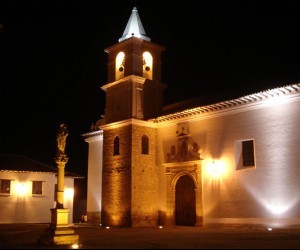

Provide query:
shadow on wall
left=73, top=178, right=87, bottom=223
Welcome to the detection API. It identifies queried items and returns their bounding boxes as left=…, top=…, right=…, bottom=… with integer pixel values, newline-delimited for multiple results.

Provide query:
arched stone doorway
left=175, top=175, right=196, bottom=226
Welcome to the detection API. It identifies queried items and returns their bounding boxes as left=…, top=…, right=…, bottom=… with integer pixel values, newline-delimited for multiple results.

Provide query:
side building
left=0, top=154, right=83, bottom=223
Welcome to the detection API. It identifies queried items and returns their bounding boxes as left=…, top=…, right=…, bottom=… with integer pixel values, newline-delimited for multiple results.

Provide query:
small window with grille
left=235, top=139, right=256, bottom=170
left=32, top=181, right=43, bottom=195
left=0, top=179, right=11, bottom=194
left=114, top=136, right=120, bottom=156
left=141, top=135, right=149, bottom=155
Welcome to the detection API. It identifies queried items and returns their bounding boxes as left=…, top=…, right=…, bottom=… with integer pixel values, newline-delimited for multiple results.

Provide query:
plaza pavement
left=1, top=223, right=300, bottom=249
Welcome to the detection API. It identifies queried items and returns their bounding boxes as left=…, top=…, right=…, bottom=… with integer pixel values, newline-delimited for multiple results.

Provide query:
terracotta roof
left=0, top=154, right=84, bottom=178
left=163, top=91, right=233, bottom=115
left=156, top=82, right=300, bottom=123
left=162, top=83, right=287, bottom=115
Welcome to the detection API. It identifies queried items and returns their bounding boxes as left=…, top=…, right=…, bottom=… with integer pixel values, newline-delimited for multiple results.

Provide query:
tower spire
left=118, top=7, right=151, bottom=43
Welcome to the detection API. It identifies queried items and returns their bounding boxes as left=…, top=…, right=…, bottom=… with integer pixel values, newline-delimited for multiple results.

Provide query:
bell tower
left=97, top=7, right=165, bottom=227
left=102, top=7, right=166, bottom=123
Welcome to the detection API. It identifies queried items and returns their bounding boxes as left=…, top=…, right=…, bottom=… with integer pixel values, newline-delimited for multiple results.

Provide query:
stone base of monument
left=37, top=208, right=79, bottom=246
left=38, top=226, right=79, bottom=246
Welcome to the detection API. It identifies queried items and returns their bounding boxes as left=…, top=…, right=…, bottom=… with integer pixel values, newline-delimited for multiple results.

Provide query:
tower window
left=113, top=136, right=120, bottom=156
left=141, top=135, right=149, bottom=155
left=143, top=51, right=153, bottom=80
left=116, top=52, right=125, bottom=80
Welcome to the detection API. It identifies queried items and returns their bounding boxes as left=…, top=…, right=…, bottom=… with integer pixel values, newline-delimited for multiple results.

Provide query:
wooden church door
left=175, top=175, right=196, bottom=226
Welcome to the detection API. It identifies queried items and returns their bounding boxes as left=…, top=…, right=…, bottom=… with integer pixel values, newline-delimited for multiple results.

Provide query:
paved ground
left=1, top=223, right=300, bottom=249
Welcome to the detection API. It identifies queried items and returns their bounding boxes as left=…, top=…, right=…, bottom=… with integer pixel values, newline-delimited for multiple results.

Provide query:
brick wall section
left=131, top=124, right=158, bottom=227
left=102, top=122, right=159, bottom=227
left=102, top=125, right=132, bottom=227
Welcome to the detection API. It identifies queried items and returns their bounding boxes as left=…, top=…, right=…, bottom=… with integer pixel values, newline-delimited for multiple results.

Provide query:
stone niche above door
left=166, top=122, right=202, bottom=163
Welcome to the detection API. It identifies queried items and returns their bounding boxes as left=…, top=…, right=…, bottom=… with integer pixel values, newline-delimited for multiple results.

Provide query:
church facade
left=82, top=7, right=300, bottom=228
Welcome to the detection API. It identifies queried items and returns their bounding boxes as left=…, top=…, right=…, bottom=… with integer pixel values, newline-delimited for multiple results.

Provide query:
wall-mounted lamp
left=207, top=160, right=226, bottom=179
left=15, top=182, right=28, bottom=196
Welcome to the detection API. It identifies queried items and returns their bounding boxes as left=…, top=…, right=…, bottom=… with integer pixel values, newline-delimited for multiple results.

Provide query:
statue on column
left=38, top=122, right=79, bottom=246
left=56, top=123, right=69, bottom=157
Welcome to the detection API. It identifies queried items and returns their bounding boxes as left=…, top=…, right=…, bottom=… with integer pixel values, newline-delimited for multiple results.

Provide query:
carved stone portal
left=164, top=122, right=203, bottom=226
left=165, top=162, right=203, bottom=227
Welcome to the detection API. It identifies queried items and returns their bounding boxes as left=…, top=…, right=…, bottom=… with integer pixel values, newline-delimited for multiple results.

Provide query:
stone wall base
left=203, top=218, right=300, bottom=229
left=87, top=211, right=101, bottom=225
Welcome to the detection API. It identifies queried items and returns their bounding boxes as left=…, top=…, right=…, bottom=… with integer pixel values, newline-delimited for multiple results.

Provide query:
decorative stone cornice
left=0, top=169, right=56, bottom=174
left=101, top=75, right=146, bottom=92
left=81, top=130, right=103, bottom=142
left=163, top=160, right=203, bottom=168
left=99, top=118, right=157, bottom=131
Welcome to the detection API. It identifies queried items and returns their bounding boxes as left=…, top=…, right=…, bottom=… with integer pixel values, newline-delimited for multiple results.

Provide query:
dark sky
left=1, top=1, right=300, bottom=176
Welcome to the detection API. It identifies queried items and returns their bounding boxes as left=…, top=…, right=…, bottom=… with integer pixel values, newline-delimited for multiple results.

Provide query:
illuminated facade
left=83, top=7, right=300, bottom=228
left=0, top=154, right=79, bottom=223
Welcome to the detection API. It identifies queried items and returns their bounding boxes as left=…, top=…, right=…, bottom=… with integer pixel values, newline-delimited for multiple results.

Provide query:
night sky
left=1, top=1, right=300, bottom=176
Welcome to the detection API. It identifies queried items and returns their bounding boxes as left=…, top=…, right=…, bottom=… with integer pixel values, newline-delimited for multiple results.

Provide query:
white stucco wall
left=64, top=176, right=75, bottom=223
left=157, top=93, right=300, bottom=227
left=84, top=133, right=103, bottom=219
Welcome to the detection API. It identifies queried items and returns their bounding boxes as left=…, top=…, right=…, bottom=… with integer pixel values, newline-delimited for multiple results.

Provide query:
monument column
left=50, top=123, right=70, bottom=226
left=55, top=155, right=68, bottom=209
left=38, top=124, right=79, bottom=246
left=55, top=124, right=69, bottom=208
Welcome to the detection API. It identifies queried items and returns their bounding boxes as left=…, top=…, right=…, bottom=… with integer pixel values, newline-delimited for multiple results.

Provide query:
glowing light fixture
left=158, top=225, right=163, bottom=229
left=64, top=188, right=74, bottom=200
left=207, top=160, right=226, bottom=179
left=106, top=226, right=110, bottom=229
left=71, top=243, right=80, bottom=249
left=15, top=182, right=28, bottom=196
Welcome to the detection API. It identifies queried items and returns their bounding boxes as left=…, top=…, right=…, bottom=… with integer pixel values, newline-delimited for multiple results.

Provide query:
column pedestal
left=38, top=208, right=79, bottom=246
